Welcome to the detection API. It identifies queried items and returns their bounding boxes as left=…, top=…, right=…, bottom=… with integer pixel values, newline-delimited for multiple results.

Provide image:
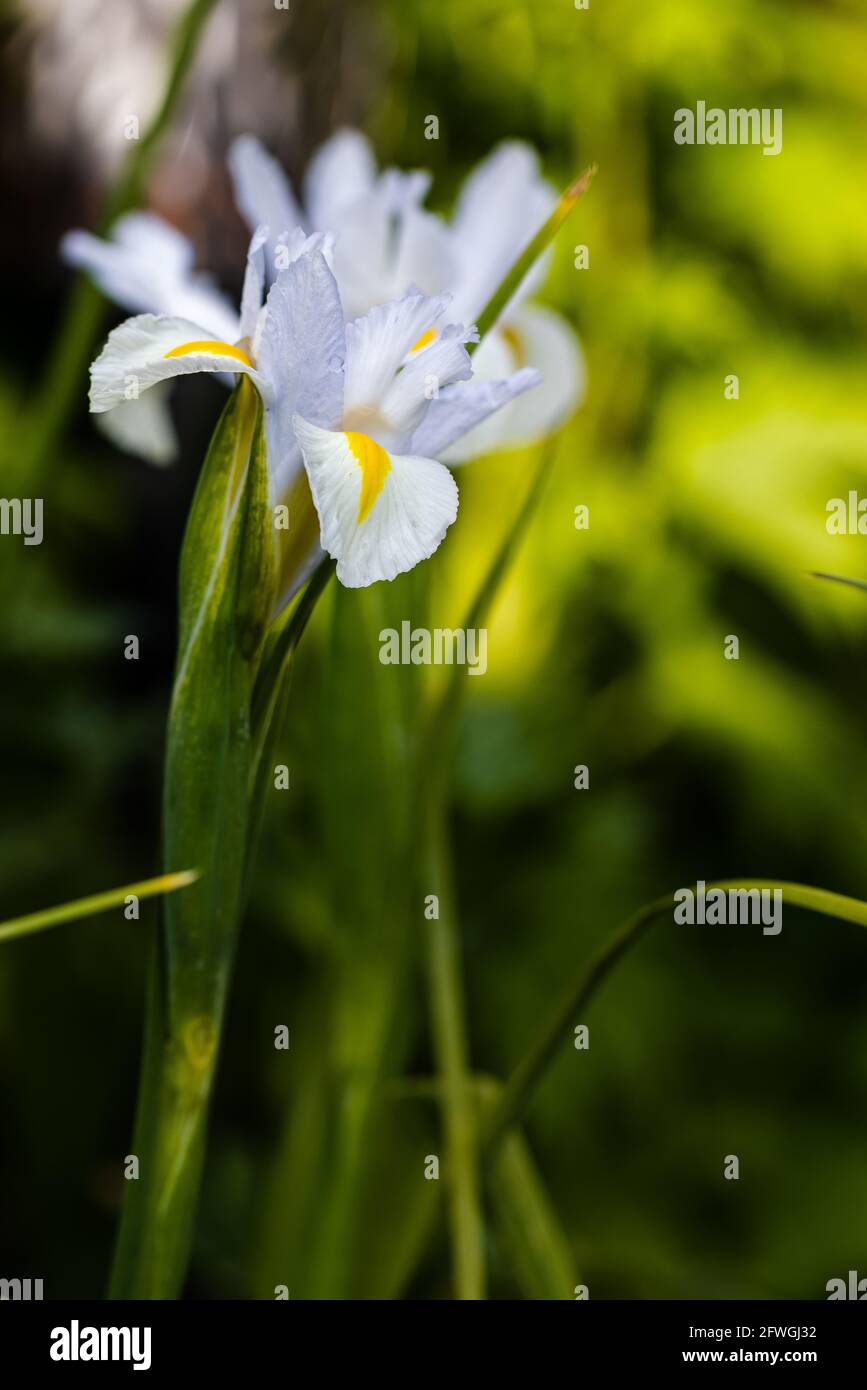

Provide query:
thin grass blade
left=0, top=870, right=198, bottom=946
left=472, top=164, right=596, bottom=348
left=484, top=879, right=867, bottom=1155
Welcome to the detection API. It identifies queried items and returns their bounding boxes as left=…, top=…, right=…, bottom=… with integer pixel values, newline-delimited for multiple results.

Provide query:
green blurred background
left=2, top=0, right=867, bottom=1298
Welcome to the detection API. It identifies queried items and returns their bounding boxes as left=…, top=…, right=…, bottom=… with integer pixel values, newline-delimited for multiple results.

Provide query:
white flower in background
left=65, top=130, right=583, bottom=466
left=229, top=131, right=454, bottom=318
left=87, top=244, right=539, bottom=590
left=62, top=213, right=242, bottom=464
left=436, top=141, right=586, bottom=462
left=229, top=130, right=585, bottom=458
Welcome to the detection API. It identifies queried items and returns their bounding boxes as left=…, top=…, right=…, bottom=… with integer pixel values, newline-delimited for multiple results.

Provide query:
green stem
left=22, top=0, right=222, bottom=483
left=390, top=1074, right=576, bottom=1299
left=415, top=442, right=557, bottom=1300
left=422, top=805, right=486, bottom=1299
left=482, top=879, right=867, bottom=1156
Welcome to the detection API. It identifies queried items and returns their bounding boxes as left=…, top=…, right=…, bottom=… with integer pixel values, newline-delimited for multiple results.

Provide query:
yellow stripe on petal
left=345, top=431, right=392, bottom=523
left=501, top=325, right=526, bottom=367
left=409, top=327, right=437, bottom=354
left=164, top=339, right=255, bottom=367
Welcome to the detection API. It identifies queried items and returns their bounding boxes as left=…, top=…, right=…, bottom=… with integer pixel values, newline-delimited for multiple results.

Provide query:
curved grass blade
left=483, top=880, right=867, bottom=1156
left=811, top=571, right=867, bottom=593
left=471, top=164, right=596, bottom=349
left=0, top=870, right=198, bottom=946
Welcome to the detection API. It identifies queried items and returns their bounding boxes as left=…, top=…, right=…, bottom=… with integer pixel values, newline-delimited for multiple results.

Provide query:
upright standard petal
left=303, top=127, right=377, bottom=231
left=256, top=249, right=346, bottom=495
left=89, top=315, right=265, bottom=415
left=228, top=135, right=304, bottom=276
left=343, top=293, right=451, bottom=418
left=448, top=141, right=556, bottom=324
left=330, top=171, right=453, bottom=320
left=239, top=225, right=269, bottom=345
left=380, top=324, right=474, bottom=444
left=293, top=415, right=458, bottom=588
left=257, top=249, right=345, bottom=428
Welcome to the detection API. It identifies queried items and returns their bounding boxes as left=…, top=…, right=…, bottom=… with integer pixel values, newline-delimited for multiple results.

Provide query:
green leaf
left=110, top=377, right=275, bottom=1299
left=0, top=870, right=198, bottom=946
left=302, top=578, right=422, bottom=1298
left=163, top=378, right=274, bottom=1025
left=472, top=164, right=596, bottom=348
left=249, top=556, right=335, bottom=813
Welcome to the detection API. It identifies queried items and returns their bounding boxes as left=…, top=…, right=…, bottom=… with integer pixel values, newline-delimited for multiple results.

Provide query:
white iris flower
left=86, top=238, right=539, bottom=590
left=64, top=131, right=583, bottom=468
left=228, top=130, right=585, bottom=458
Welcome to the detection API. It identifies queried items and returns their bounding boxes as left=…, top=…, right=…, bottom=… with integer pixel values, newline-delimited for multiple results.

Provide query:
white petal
left=409, top=367, right=540, bottom=461
left=344, top=293, right=450, bottom=415
left=228, top=136, right=304, bottom=275
left=112, top=212, right=195, bottom=272
left=303, top=128, right=377, bottom=231
left=273, top=227, right=335, bottom=280
left=94, top=383, right=178, bottom=465
left=380, top=324, right=473, bottom=443
left=257, top=249, right=346, bottom=492
left=293, top=416, right=458, bottom=588
left=391, top=203, right=456, bottom=301
left=89, top=314, right=265, bottom=414
left=329, top=171, right=451, bottom=320
left=62, top=213, right=241, bottom=342
left=449, top=141, right=556, bottom=323
left=239, top=225, right=269, bottom=343
left=444, top=305, right=584, bottom=459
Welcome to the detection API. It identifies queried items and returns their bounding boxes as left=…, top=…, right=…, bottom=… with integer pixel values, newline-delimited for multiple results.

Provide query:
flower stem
left=422, top=804, right=486, bottom=1299
left=415, top=442, right=557, bottom=1299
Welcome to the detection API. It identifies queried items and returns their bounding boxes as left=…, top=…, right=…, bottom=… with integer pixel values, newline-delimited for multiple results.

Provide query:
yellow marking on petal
left=410, top=327, right=437, bottom=354
left=501, top=325, right=525, bottom=368
left=164, top=339, right=254, bottom=367
left=345, top=431, right=392, bottom=524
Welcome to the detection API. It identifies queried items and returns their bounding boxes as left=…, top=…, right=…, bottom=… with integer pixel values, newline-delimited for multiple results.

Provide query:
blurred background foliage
left=2, top=0, right=867, bottom=1298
